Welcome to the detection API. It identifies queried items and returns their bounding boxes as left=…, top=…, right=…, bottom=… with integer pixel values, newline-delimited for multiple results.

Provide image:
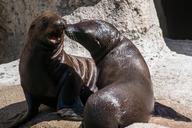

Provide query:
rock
left=150, top=116, right=192, bottom=128
left=0, top=0, right=167, bottom=87
left=165, top=38, right=192, bottom=56
left=151, top=53, right=192, bottom=107
left=126, top=123, right=168, bottom=128
left=63, top=0, right=167, bottom=64
left=0, top=0, right=165, bottom=64
left=0, top=60, right=20, bottom=87
left=0, top=0, right=99, bottom=63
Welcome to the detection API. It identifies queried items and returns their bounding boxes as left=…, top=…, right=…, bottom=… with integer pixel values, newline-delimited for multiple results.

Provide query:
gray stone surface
left=0, top=0, right=99, bottom=63
left=151, top=47, right=192, bottom=107
left=0, top=0, right=165, bottom=64
left=165, top=38, right=192, bottom=56
left=63, top=0, right=166, bottom=64
left=0, top=60, right=19, bottom=86
left=126, top=123, right=168, bottom=128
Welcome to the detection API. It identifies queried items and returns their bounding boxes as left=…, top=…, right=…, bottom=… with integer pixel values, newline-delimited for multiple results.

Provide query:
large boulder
left=63, top=0, right=169, bottom=66
left=0, top=0, right=166, bottom=64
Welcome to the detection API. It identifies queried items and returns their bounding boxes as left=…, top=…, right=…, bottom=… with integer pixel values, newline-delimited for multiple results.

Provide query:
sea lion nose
left=65, top=24, right=76, bottom=33
left=55, top=19, right=66, bottom=29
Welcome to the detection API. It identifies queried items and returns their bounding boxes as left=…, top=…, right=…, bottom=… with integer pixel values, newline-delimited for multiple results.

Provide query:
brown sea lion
left=6, top=12, right=97, bottom=127
left=65, top=20, right=154, bottom=128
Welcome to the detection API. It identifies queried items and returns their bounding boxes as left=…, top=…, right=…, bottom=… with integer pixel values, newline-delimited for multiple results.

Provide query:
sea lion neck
left=65, top=23, right=122, bottom=64
left=27, top=38, right=64, bottom=60
left=91, top=35, right=124, bottom=64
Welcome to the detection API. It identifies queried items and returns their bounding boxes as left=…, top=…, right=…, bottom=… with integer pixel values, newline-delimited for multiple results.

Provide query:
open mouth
left=48, top=29, right=63, bottom=44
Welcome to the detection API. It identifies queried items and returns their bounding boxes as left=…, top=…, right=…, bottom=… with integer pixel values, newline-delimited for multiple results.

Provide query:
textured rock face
left=0, top=0, right=165, bottom=64
left=126, top=123, right=168, bottom=128
left=0, top=0, right=99, bottom=63
left=63, top=0, right=168, bottom=64
left=0, top=0, right=57, bottom=63
left=0, top=60, right=19, bottom=86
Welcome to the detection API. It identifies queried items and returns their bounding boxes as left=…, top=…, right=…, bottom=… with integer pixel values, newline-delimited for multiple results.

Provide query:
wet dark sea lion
left=6, top=12, right=97, bottom=127
left=65, top=20, right=154, bottom=128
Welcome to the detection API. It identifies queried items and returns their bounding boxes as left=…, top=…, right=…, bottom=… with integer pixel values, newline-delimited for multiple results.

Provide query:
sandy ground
left=0, top=85, right=191, bottom=128
left=0, top=86, right=81, bottom=128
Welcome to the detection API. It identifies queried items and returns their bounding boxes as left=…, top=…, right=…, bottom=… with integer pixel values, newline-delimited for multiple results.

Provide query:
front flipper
left=80, top=85, right=93, bottom=105
left=56, top=72, right=85, bottom=121
left=3, top=91, right=40, bottom=128
left=57, top=97, right=84, bottom=121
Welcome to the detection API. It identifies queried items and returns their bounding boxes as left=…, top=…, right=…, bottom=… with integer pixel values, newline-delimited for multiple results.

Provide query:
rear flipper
left=153, top=102, right=191, bottom=122
left=3, top=91, right=40, bottom=128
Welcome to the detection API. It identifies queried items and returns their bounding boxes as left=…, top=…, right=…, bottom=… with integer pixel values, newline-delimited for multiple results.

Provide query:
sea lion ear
left=61, top=18, right=67, bottom=28
left=29, top=24, right=35, bottom=30
left=28, top=23, right=36, bottom=35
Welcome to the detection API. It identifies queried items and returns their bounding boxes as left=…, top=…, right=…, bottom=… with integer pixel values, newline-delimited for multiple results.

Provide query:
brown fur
left=6, top=11, right=97, bottom=128
left=65, top=20, right=154, bottom=128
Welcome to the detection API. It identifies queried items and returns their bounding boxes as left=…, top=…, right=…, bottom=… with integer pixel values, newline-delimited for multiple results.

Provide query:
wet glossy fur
left=7, top=12, right=97, bottom=127
left=65, top=20, right=154, bottom=128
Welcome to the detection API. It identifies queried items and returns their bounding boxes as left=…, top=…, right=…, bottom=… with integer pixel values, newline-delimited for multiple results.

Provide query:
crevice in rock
left=154, top=0, right=192, bottom=57
left=154, top=0, right=192, bottom=40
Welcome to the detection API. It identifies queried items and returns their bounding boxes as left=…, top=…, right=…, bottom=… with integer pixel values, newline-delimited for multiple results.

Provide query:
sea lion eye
left=41, top=18, right=49, bottom=29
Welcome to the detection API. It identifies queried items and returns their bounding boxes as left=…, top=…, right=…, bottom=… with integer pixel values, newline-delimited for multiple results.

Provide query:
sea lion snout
left=64, top=24, right=77, bottom=36
left=47, top=18, right=66, bottom=45
left=53, top=19, right=66, bottom=30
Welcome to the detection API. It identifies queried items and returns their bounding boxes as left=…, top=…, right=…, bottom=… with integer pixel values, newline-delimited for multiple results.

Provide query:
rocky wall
left=0, top=0, right=166, bottom=64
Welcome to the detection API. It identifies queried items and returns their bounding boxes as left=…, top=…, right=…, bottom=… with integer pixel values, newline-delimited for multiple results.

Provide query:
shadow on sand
left=0, top=101, right=72, bottom=128
left=0, top=100, right=191, bottom=128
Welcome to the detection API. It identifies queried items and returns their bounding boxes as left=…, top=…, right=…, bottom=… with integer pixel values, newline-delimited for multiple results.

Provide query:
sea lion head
left=28, top=11, right=66, bottom=47
left=64, top=20, right=121, bottom=61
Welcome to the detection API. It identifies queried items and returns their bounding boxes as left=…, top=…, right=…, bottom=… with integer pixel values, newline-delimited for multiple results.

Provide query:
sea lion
left=6, top=12, right=97, bottom=127
left=65, top=20, right=154, bottom=128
